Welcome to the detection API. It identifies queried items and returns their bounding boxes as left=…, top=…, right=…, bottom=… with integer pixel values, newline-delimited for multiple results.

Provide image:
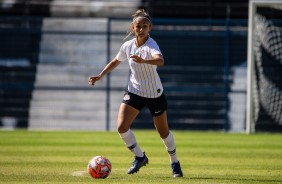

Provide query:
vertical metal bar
left=246, top=1, right=256, bottom=134
left=224, top=5, right=231, bottom=132
left=106, top=18, right=111, bottom=131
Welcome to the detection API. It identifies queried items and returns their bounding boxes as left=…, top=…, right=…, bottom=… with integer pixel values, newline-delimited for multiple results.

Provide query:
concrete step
left=49, top=0, right=141, bottom=17
left=34, top=73, right=128, bottom=87
left=28, top=119, right=106, bottom=131
left=29, top=17, right=131, bottom=131
left=31, top=90, right=103, bottom=100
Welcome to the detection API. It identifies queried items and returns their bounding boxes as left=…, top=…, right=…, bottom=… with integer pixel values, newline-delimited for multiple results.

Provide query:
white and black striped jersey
left=116, top=37, right=163, bottom=98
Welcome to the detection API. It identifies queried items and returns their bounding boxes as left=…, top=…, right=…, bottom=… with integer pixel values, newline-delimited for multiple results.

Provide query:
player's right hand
left=88, top=75, right=101, bottom=86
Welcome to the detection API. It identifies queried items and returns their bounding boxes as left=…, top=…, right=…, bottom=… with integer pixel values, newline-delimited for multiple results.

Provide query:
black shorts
left=122, top=91, right=167, bottom=117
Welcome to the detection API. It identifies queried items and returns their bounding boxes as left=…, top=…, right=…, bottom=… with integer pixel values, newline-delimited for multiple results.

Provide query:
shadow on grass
left=188, top=176, right=282, bottom=183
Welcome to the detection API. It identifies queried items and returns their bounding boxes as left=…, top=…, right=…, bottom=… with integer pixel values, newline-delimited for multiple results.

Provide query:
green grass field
left=0, top=130, right=281, bottom=184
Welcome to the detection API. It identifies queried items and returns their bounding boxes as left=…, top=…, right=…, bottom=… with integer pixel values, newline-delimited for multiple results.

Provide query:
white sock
left=162, top=131, right=179, bottom=164
left=119, top=129, right=144, bottom=158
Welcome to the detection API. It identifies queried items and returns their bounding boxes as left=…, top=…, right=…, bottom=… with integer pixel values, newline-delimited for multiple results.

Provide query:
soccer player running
left=88, top=9, right=183, bottom=177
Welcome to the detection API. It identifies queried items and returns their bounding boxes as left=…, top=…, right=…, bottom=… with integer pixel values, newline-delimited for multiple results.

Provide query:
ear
left=149, top=24, right=152, bottom=32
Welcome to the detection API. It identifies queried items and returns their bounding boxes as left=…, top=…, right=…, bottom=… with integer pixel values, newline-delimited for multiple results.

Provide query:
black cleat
left=171, top=161, right=183, bottom=177
left=127, top=153, right=149, bottom=174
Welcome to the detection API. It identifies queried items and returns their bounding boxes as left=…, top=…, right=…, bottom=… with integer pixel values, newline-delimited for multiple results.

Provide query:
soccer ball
left=88, top=156, right=112, bottom=179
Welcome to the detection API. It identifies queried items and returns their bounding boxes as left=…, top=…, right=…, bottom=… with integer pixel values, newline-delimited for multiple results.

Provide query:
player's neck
left=135, top=36, right=149, bottom=47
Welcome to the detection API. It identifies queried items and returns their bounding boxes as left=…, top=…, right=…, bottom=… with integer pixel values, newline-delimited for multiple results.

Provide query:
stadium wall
left=0, top=0, right=281, bottom=132
left=0, top=17, right=249, bottom=132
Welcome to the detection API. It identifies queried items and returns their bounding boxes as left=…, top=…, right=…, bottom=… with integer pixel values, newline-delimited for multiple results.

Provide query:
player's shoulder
left=145, top=37, right=160, bottom=49
left=146, top=37, right=158, bottom=46
left=122, top=38, right=135, bottom=47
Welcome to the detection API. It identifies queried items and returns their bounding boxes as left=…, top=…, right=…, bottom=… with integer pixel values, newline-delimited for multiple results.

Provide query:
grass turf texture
left=0, top=130, right=281, bottom=184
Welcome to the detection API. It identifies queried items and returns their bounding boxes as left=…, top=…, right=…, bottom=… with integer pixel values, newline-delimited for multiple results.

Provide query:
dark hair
left=132, top=9, right=151, bottom=22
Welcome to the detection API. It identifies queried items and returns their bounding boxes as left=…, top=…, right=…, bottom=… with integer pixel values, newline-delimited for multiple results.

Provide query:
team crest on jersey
left=123, top=94, right=130, bottom=101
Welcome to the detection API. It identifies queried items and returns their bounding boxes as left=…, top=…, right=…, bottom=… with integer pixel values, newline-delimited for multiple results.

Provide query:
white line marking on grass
left=72, top=171, right=88, bottom=177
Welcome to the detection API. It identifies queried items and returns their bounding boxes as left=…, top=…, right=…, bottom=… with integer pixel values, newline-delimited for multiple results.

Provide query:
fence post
left=106, top=18, right=111, bottom=131
left=224, top=6, right=231, bottom=132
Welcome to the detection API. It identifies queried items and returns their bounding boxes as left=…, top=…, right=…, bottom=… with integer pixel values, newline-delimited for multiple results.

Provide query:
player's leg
left=148, top=93, right=183, bottom=177
left=117, top=103, right=144, bottom=158
left=117, top=102, right=138, bottom=134
left=153, top=110, right=169, bottom=139
left=117, top=93, right=148, bottom=174
left=153, top=112, right=183, bottom=177
left=154, top=112, right=179, bottom=164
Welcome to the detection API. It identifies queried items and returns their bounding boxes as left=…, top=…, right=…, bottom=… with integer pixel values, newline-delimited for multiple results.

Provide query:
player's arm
left=130, top=54, right=164, bottom=66
left=88, top=58, right=121, bottom=86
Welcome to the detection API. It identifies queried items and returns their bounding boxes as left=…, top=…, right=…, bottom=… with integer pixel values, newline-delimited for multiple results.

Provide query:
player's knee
left=159, top=130, right=169, bottom=139
left=117, top=123, right=129, bottom=134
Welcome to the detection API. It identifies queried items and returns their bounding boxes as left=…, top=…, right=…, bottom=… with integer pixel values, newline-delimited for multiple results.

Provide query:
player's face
left=132, top=18, right=151, bottom=39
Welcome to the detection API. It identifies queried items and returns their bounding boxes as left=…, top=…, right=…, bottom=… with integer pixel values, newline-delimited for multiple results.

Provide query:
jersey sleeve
left=115, top=43, right=128, bottom=62
left=150, top=39, right=162, bottom=57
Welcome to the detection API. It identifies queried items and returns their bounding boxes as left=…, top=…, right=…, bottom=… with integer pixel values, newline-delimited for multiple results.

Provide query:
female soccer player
left=88, top=9, right=183, bottom=177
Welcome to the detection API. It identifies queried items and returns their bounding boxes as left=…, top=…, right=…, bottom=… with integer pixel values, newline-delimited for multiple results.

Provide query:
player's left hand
left=130, top=55, right=144, bottom=64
